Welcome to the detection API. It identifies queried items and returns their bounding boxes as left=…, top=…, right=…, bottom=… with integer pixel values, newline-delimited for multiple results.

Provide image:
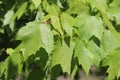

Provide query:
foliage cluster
left=0, top=0, right=120, bottom=80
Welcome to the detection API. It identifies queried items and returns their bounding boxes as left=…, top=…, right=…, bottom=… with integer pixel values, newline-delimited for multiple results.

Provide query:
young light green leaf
left=52, top=40, right=74, bottom=74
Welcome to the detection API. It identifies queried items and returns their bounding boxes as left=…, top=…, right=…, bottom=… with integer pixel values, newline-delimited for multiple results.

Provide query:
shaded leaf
left=5, top=53, right=23, bottom=80
left=28, top=68, right=45, bottom=80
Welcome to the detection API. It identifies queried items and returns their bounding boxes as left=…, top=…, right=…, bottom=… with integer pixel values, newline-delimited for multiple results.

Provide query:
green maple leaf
left=51, top=15, right=63, bottom=36
left=16, top=21, right=53, bottom=60
left=102, top=48, right=120, bottom=80
left=75, top=39, right=102, bottom=74
left=67, top=0, right=89, bottom=15
left=76, top=16, right=104, bottom=42
left=87, top=41, right=101, bottom=66
left=75, top=40, right=94, bottom=75
left=100, top=30, right=120, bottom=58
left=61, top=13, right=75, bottom=37
left=52, top=40, right=74, bottom=74
left=89, top=0, right=108, bottom=12
left=43, top=0, right=60, bottom=16
left=108, top=0, right=120, bottom=24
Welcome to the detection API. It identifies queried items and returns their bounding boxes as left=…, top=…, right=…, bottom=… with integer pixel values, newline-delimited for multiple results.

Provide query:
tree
left=0, top=0, right=120, bottom=80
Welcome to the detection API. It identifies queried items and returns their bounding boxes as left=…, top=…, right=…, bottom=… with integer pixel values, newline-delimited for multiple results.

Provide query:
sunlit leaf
left=3, top=10, right=14, bottom=25
left=67, top=0, right=89, bottom=15
left=102, top=48, right=120, bottom=80
left=87, top=41, right=101, bottom=66
left=61, top=13, right=75, bottom=37
left=52, top=40, right=74, bottom=73
left=51, top=15, right=63, bottom=36
left=100, top=30, right=120, bottom=58
left=14, top=2, right=28, bottom=19
left=0, top=62, right=5, bottom=77
left=108, top=0, right=120, bottom=24
left=76, top=16, right=104, bottom=42
left=89, top=0, right=108, bottom=12
left=75, top=40, right=94, bottom=75
left=16, top=21, right=53, bottom=59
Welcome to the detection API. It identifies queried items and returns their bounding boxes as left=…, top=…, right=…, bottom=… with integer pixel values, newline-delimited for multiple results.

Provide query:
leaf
left=76, top=16, right=104, bottom=42
left=3, top=10, right=14, bottom=25
left=87, top=41, right=101, bottom=66
left=108, top=0, right=120, bottom=24
left=100, top=30, right=120, bottom=58
left=61, top=13, right=75, bottom=36
left=89, top=0, right=108, bottom=12
left=16, top=21, right=53, bottom=59
left=5, top=53, right=23, bottom=80
left=13, top=2, right=28, bottom=19
left=0, top=62, right=5, bottom=77
left=56, top=0, right=63, bottom=8
left=67, top=0, right=89, bottom=15
left=102, top=48, right=120, bottom=80
left=40, top=24, right=54, bottom=54
left=6, top=48, right=14, bottom=56
left=74, top=40, right=94, bottom=75
left=51, top=15, right=63, bottom=36
left=32, top=0, right=41, bottom=8
left=43, top=0, right=60, bottom=15
left=52, top=40, right=74, bottom=74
